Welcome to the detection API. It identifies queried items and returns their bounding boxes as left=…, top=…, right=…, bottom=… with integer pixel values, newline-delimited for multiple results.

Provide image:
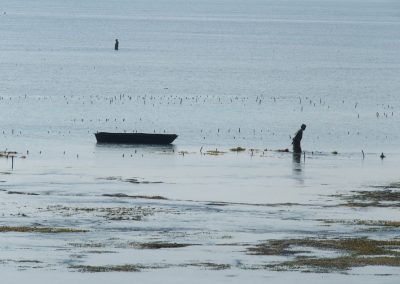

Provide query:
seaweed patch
left=248, top=238, right=400, bottom=272
left=70, top=264, right=142, bottom=272
left=0, top=226, right=88, bottom=233
left=102, top=193, right=168, bottom=200
left=130, top=241, right=192, bottom=249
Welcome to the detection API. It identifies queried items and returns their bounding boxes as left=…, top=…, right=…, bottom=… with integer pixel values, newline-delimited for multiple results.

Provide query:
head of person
left=301, top=124, right=306, bottom=130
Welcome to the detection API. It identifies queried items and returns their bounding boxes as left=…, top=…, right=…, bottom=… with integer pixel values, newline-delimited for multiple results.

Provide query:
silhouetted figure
left=115, top=39, right=119, bottom=51
left=292, top=124, right=306, bottom=153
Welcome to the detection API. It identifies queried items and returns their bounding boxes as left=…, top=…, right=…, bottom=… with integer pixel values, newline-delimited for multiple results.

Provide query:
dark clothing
left=115, top=40, right=119, bottom=50
left=292, top=129, right=303, bottom=153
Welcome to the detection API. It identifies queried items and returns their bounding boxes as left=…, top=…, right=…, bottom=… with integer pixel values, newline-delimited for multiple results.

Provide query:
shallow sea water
left=0, top=0, right=400, bottom=283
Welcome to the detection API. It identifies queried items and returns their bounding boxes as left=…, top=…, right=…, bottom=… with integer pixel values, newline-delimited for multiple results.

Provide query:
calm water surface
left=0, top=0, right=400, bottom=153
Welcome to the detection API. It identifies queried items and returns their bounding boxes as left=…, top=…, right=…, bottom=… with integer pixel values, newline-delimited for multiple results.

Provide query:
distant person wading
left=292, top=124, right=306, bottom=153
left=115, top=39, right=119, bottom=51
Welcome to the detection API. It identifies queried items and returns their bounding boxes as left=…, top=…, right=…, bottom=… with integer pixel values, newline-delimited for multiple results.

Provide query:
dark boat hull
left=95, top=132, right=178, bottom=145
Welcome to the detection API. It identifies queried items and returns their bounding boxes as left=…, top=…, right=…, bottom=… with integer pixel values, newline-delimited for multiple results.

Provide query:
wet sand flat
left=0, top=149, right=399, bottom=283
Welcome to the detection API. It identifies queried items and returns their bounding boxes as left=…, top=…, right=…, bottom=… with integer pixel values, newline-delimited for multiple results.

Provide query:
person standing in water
left=114, top=39, right=119, bottom=51
left=292, top=124, right=306, bottom=153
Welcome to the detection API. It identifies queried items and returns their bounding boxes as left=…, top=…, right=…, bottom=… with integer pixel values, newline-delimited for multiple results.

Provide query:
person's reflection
left=293, top=152, right=301, bottom=164
left=292, top=153, right=304, bottom=185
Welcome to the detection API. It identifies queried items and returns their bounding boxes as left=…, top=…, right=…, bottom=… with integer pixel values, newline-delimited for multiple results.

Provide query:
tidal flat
left=0, top=149, right=399, bottom=283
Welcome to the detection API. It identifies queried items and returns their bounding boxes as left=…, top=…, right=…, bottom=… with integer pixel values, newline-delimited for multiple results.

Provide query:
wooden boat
left=95, top=132, right=178, bottom=145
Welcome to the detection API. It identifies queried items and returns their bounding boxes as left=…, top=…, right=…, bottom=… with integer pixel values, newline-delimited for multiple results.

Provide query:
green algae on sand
left=331, top=188, right=400, bottom=207
left=0, top=226, right=88, bottom=233
left=275, top=256, right=400, bottom=272
left=319, top=219, right=400, bottom=228
left=205, top=149, right=226, bottom=156
left=230, top=147, right=246, bottom=152
left=248, top=238, right=400, bottom=272
left=184, top=262, right=231, bottom=270
left=102, top=193, right=168, bottom=200
left=70, top=264, right=142, bottom=272
left=46, top=205, right=156, bottom=221
left=133, top=241, right=192, bottom=249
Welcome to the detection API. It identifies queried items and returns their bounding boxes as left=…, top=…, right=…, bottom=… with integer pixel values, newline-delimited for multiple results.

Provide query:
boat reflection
left=95, top=143, right=176, bottom=154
